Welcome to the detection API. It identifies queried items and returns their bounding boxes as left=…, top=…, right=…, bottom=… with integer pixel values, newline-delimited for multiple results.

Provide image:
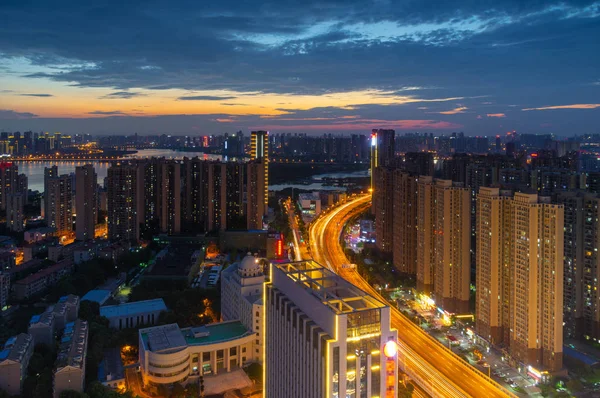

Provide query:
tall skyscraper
left=75, top=164, right=97, bottom=241
left=45, top=171, right=73, bottom=234
left=373, top=129, right=396, bottom=168
left=416, top=176, right=436, bottom=294
left=476, top=188, right=564, bottom=372
left=265, top=260, right=398, bottom=398
left=107, top=163, right=140, bottom=242
left=250, top=131, right=269, bottom=215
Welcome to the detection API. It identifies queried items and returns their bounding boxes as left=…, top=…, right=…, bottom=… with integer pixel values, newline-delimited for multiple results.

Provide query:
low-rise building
left=0, top=333, right=34, bottom=395
left=98, top=241, right=130, bottom=263
left=98, top=348, right=125, bottom=391
left=0, top=252, right=16, bottom=271
left=28, top=311, right=55, bottom=347
left=100, top=298, right=167, bottom=330
left=13, top=260, right=74, bottom=300
left=53, top=320, right=88, bottom=398
left=81, top=289, right=112, bottom=306
left=24, top=227, right=57, bottom=244
left=138, top=321, right=256, bottom=388
left=22, top=238, right=58, bottom=262
left=52, top=295, right=80, bottom=331
left=297, top=192, right=321, bottom=218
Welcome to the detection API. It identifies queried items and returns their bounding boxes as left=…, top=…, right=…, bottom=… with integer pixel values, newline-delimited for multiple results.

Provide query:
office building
left=475, top=189, right=564, bottom=372
left=53, top=319, right=89, bottom=398
left=557, top=191, right=600, bottom=340
left=28, top=311, right=56, bottom=347
left=392, top=170, right=418, bottom=275
left=265, top=260, right=398, bottom=398
left=221, top=254, right=265, bottom=359
left=6, top=193, right=24, bottom=232
left=138, top=321, right=256, bottom=387
left=100, top=299, right=167, bottom=330
left=107, top=163, right=140, bottom=242
left=0, top=334, right=34, bottom=396
left=75, top=164, right=97, bottom=241
left=250, top=131, right=269, bottom=218
left=45, top=170, right=73, bottom=233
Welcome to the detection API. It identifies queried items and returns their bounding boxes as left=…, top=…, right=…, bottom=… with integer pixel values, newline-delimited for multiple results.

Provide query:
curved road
left=309, top=194, right=514, bottom=398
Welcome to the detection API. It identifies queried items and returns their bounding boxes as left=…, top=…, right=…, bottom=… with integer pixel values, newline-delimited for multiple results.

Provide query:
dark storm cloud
left=19, top=93, right=53, bottom=97
left=177, top=95, right=237, bottom=101
left=1, top=0, right=599, bottom=133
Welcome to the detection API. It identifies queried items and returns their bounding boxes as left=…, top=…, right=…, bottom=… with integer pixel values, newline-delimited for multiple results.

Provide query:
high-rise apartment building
left=6, top=193, right=24, bottom=232
left=557, top=191, right=600, bottom=340
left=432, top=180, right=471, bottom=313
left=75, top=164, right=97, bottom=241
left=107, top=163, right=140, bottom=242
left=45, top=171, right=73, bottom=234
left=265, top=260, right=398, bottom=398
left=246, top=160, right=266, bottom=230
left=373, top=167, right=394, bottom=254
left=392, top=170, right=418, bottom=275
left=0, top=162, right=21, bottom=211
left=476, top=188, right=564, bottom=372
left=250, top=131, right=269, bottom=215
left=373, top=129, right=395, bottom=167
left=159, top=161, right=181, bottom=235
left=416, top=176, right=436, bottom=294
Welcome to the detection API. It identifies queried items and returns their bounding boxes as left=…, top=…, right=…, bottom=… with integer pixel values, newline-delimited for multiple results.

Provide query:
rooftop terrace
left=273, top=260, right=386, bottom=315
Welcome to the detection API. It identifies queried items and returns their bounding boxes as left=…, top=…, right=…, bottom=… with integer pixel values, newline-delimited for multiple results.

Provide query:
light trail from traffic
left=309, top=194, right=515, bottom=398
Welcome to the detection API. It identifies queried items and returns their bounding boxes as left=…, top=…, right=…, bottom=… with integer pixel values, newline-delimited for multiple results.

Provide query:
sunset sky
left=1, top=0, right=599, bottom=135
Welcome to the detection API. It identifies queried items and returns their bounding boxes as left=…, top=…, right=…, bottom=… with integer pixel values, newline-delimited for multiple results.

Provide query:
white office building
left=265, top=260, right=398, bottom=398
left=221, top=254, right=264, bottom=360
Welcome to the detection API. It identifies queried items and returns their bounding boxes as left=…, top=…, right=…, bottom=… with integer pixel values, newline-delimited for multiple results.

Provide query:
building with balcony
left=0, top=333, right=34, bottom=395
left=53, top=320, right=88, bottom=398
left=28, top=311, right=55, bottom=347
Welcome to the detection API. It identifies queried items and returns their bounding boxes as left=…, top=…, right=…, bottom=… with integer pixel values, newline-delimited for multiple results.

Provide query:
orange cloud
left=486, top=113, right=505, bottom=118
left=438, top=106, right=468, bottom=115
left=522, top=104, right=600, bottom=111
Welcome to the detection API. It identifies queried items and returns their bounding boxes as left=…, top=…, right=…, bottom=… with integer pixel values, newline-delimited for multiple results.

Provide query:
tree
left=59, top=390, right=89, bottom=398
left=566, top=378, right=584, bottom=393
left=78, top=300, right=100, bottom=322
left=170, top=383, right=186, bottom=398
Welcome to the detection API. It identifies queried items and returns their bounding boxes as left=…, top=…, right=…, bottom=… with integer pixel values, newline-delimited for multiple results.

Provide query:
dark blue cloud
left=19, top=93, right=53, bottom=97
left=100, top=91, right=146, bottom=99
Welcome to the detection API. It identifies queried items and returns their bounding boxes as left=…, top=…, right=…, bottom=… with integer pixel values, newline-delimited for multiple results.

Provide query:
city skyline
left=1, top=1, right=599, bottom=135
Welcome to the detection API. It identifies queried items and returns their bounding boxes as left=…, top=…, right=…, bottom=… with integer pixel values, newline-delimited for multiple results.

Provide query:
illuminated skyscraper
left=246, top=160, right=266, bottom=230
left=75, top=164, right=97, bottom=241
left=250, top=131, right=269, bottom=214
left=416, top=178, right=470, bottom=313
left=476, top=188, right=563, bottom=372
left=265, top=260, right=398, bottom=398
